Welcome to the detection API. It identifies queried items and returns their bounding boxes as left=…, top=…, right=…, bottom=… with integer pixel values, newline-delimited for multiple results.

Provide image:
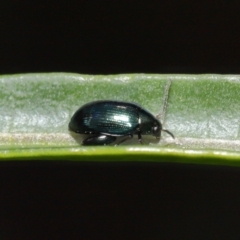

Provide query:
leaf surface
left=1, top=73, right=239, bottom=166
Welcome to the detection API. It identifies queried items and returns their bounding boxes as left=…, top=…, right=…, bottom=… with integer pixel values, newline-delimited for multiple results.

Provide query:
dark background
left=1, top=0, right=240, bottom=74
left=1, top=1, right=240, bottom=239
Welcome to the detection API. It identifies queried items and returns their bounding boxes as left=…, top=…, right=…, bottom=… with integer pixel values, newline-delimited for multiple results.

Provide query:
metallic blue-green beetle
left=68, top=100, right=174, bottom=145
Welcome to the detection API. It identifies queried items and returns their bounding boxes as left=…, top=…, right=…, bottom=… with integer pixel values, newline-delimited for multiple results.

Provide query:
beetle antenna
left=162, top=129, right=175, bottom=139
left=156, top=79, right=172, bottom=125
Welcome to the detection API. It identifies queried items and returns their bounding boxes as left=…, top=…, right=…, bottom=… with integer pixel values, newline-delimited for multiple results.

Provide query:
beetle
left=68, top=100, right=174, bottom=146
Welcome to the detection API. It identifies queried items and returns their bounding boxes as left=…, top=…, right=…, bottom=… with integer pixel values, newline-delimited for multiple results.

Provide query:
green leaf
left=0, top=73, right=240, bottom=166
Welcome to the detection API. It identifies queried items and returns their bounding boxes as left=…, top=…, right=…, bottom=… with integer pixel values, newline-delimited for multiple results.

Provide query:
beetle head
left=152, top=120, right=161, bottom=139
left=152, top=120, right=175, bottom=140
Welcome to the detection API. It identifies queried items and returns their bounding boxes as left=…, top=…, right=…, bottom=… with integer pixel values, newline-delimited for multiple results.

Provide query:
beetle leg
left=135, top=126, right=143, bottom=144
left=82, top=135, right=117, bottom=146
left=137, top=131, right=143, bottom=144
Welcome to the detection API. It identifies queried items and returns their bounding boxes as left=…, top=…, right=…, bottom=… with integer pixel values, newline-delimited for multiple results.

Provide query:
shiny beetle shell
left=69, top=100, right=174, bottom=145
